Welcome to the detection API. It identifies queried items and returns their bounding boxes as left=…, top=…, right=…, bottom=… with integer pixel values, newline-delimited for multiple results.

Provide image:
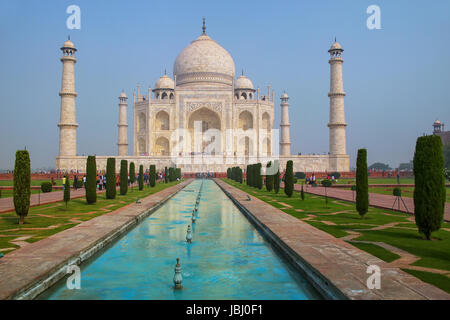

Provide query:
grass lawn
left=0, top=181, right=180, bottom=254
left=342, top=186, right=450, bottom=203
left=0, top=179, right=63, bottom=198
left=223, top=178, right=450, bottom=293
left=334, top=178, right=415, bottom=185
left=401, top=269, right=450, bottom=295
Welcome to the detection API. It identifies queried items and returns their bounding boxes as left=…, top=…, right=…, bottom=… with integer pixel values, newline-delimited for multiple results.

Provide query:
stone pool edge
left=214, top=179, right=450, bottom=300
left=0, top=179, right=193, bottom=300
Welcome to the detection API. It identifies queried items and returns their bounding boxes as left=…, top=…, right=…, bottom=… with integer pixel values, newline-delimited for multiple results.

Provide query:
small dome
left=434, top=120, right=441, bottom=125
left=62, top=39, right=75, bottom=49
left=329, top=41, right=343, bottom=51
left=154, top=74, right=175, bottom=90
left=281, top=92, right=289, bottom=99
left=120, top=92, right=127, bottom=98
left=235, top=74, right=254, bottom=90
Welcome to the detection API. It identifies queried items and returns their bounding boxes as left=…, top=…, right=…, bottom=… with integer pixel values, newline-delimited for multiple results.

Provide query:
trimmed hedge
left=295, top=172, right=306, bottom=179
left=120, top=160, right=128, bottom=195
left=41, top=182, right=52, bottom=193
left=330, top=171, right=341, bottom=179
left=413, top=135, right=446, bottom=240
left=14, top=150, right=31, bottom=224
left=356, top=149, right=369, bottom=218
left=85, top=155, right=97, bottom=204
left=106, top=158, right=116, bottom=199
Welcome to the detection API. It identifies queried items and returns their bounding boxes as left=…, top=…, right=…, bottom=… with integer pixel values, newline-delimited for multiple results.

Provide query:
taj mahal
left=56, top=20, right=350, bottom=173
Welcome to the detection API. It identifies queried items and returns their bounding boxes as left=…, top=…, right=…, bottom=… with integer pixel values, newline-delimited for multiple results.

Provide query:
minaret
left=58, top=37, right=78, bottom=157
left=118, top=91, right=128, bottom=156
left=328, top=39, right=347, bottom=156
left=280, top=92, right=291, bottom=156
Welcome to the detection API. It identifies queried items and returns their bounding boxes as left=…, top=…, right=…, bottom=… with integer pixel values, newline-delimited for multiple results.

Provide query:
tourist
left=62, top=175, right=66, bottom=190
left=83, top=175, right=86, bottom=188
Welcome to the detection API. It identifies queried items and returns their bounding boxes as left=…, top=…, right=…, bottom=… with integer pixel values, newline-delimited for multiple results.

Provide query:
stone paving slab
left=291, top=184, right=450, bottom=222
left=216, top=179, right=450, bottom=300
left=0, top=180, right=192, bottom=300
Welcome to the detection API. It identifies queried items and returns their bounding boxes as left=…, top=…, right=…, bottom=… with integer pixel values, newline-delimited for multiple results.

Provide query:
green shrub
left=274, top=169, right=280, bottom=194
left=41, top=182, right=52, bottom=193
left=14, top=150, right=31, bottom=225
left=63, top=177, right=70, bottom=208
left=393, top=187, right=402, bottom=197
left=295, top=172, right=306, bottom=179
left=120, top=160, right=128, bottom=195
left=150, top=165, right=156, bottom=187
left=106, top=158, right=116, bottom=199
left=284, top=160, right=294, bottom=197
left=85, top=156, right=97, bottom=204
left=356, top=149, right=369, bottom=218
left=169, top=167, right=175, bottom=182
left=351, top=185, right=356, bottom=191
left=256, top=163, right=262, bottom=189
left=321, top=179, right=332, bottom=187
left=76, top=180, right=83, bottom=188
left=138, top=165, right=144, bottom=190
left=413, top=135, right=445, bottom=240
left=330, top=171, right=341, bottom=179
left=164, top=167, right=168, bottom=183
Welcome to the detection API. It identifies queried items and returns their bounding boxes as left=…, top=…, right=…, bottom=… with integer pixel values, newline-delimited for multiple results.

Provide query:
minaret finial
left=202, top=17, right=206, bottom=34
left=68, top=35, right=70, bottom=41
left=242, top=69, right=244, bottom=76
left=164, top=68, right=167, bottom=75
left=335, top=36, right=337, bottom=42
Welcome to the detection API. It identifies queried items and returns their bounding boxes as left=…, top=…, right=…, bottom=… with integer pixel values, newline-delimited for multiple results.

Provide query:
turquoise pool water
left=39, top=179, right=321, bottom=300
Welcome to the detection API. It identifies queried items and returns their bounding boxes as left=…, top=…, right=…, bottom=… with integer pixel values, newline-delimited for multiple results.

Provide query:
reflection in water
left=39, top=179, right=321, bottom=300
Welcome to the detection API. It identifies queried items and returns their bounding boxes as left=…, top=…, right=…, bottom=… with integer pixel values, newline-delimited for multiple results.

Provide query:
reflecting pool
left=39, top=179, right=321, bottom=299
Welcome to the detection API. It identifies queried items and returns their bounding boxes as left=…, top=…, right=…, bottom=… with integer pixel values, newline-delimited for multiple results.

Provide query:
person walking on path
left=62, top=176, right=66, bottom=191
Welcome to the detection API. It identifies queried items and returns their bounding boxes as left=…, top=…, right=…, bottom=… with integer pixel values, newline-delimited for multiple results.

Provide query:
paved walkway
left=0, top=180, right=192, bottom=300
left=293, top=184, right=450, bottom=222
left=216, top=179, right=450, bottom=300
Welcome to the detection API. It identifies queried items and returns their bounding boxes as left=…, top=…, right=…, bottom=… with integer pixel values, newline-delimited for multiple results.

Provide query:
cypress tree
left=129, top=162, right=136, bottom=188
left=300, top=183, right=305, bottom=200
left=256, top=163, right=262, bottom=189
left=120, top=160, right=128, bottom=195
left=413, top=135, right=446, bottom=240
left=274, top=169, right=280, bottom=194
left=85, top=156, right=97, bottom=204
left=356, top=149, right=369, bottom=218
left=246, top=165, right=250, bottom=185
left=284, top=160, right=294, bottom=197
left=239, top=167, right=243, bottom=183
left=106, top=157, right=116, bottom=199
left=138, top=165, right=144, bottom=190
left=150, top=165, right=156, bottom=187
left=266, top=161, right=274, bottom=192
left=13, top=150, right=31, bottom=225
left=249, top=164, right=253, bottom=187
left=64, top=176, right=70, bottom=208
left=164, top=167, right=168, bottom=183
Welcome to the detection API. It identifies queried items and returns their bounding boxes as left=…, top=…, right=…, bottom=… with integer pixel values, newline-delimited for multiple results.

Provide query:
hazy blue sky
left=0, top=0, right=449, bottom=170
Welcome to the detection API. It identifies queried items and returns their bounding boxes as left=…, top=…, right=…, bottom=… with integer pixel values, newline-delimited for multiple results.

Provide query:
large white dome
left=173, top=33, right=235, bottom=86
